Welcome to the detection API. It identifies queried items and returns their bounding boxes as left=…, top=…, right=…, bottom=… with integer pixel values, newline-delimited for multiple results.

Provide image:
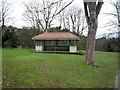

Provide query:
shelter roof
left=32, top=32, right=80, bottom=40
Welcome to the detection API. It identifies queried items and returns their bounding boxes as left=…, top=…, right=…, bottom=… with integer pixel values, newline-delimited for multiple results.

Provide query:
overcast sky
left=2, top=0, right=118, bottom=38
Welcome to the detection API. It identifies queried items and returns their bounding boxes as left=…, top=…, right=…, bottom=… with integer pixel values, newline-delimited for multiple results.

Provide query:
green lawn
left=2, top=48, right=119, bottom=88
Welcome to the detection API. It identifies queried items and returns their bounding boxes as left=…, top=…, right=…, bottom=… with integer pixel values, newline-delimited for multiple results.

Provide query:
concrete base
left=36, top=46, right=43, bottom=51
left=70, top=46, right=77, bottom=52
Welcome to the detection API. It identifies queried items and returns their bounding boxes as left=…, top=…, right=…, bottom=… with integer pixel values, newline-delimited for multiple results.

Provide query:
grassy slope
left=2, top=49, right=119, bottom=88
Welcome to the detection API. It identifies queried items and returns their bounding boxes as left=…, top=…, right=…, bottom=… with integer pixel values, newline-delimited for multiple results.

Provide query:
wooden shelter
left=32, top=32, right=80, bottom=52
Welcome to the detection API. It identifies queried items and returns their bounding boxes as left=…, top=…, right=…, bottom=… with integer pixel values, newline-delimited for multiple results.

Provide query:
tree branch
left=96, top=0, right=104, bottom=19
left=83, top=2, right=90, bottom=23
left=51, top=0, right=74, bottom=18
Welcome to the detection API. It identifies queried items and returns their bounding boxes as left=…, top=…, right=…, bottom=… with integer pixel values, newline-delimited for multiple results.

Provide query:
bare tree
left=110, top=0, right=120, bottom=27
left=116, top=0, right=120, bottom=28
left=67, top=6, right=87, bottom=36
left=24, top=0, right=74, bottom=32
left=0, top=3, right=1, bottom=26
left=108, top=0, right=120, bottom=28
left=0, top=0, right=10, bottom=30
left=58, top=6, right=87, bottom=36
left=83, top=0, right=104, bottom=66
left=58, top=11, right=65, bottom=28
left=58, top=10, right=69, bottom=29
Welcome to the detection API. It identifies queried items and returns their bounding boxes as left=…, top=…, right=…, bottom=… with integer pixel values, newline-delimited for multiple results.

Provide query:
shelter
left=32, top=32, right=80, bottom=52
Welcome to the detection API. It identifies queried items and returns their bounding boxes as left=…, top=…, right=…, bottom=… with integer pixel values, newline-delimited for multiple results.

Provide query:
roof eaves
left=32, top=38, right=80, bottom=40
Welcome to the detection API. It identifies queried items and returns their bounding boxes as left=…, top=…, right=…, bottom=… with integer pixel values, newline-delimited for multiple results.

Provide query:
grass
left=2, top=48, right=119, bottom=88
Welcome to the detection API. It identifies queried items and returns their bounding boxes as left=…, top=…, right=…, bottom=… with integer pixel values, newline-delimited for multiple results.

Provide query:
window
left=35, top=41, right=42, bottom=46
left=44, top=40, right=56, bottom=46
left=70, top=40, right=76, bottom=46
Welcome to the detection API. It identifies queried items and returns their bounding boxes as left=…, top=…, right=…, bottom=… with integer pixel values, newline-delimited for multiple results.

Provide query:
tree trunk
left=83, top=1, right=103, bottom=66
left=85, top=2, right=97, bottom=65
left=2, top=15, right=5, bottom=31
left=86, top=25, right=97, bottom=65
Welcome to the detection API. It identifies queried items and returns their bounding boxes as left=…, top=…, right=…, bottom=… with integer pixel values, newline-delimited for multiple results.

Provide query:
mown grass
left=2, top=48, right=119, bottom=88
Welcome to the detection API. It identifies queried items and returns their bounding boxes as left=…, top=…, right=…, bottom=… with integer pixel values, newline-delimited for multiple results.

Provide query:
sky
left=1, top=0, right=118, bottom=38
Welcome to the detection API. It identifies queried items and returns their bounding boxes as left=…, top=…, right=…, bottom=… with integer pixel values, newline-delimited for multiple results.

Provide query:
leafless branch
left=24, top=0, right=74, bottom=32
